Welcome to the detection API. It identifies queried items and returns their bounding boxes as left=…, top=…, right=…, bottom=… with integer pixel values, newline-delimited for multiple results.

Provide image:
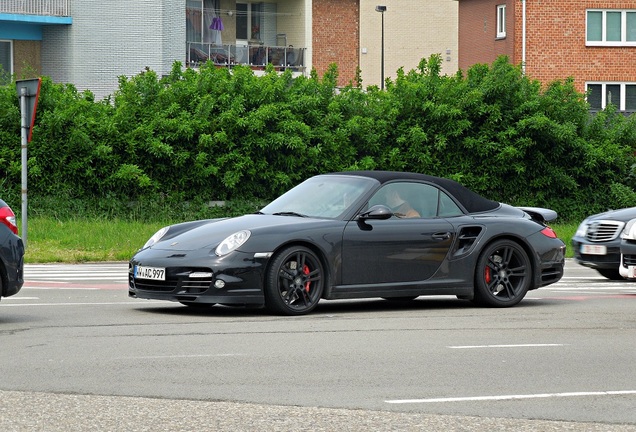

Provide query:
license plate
left=628, top=266, right=636, bottom=279
left=134, top=265, right=166, bottom=281
left=581, top=244, right=607, bottom=255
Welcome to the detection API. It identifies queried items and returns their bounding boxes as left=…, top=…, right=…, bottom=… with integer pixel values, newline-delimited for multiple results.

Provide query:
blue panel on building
left=0, top=21, right=42, bottom=40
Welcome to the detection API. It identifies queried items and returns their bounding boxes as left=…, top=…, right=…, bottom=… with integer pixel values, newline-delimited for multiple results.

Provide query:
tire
left=265, top=246, right=324, bottom=315
left=473, top=239, right=531, bottom=307
left=596, top=268, right=625, bottom=281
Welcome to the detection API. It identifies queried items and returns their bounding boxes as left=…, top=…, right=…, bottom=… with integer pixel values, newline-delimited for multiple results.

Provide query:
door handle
left=432, top=232, right=451, bottom=240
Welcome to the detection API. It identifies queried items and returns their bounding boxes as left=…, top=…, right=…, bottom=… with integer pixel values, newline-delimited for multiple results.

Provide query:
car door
left=340, top=182, right=456, bottom=287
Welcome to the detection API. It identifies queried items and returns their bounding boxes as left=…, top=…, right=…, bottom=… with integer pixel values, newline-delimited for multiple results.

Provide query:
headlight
left=574, top=220, right=589, bottom=237
left=215, top=230, right=251, bottom=256
left=142, top=227, right=169, bottom=249
left=621, top=219, right=636, bottom=240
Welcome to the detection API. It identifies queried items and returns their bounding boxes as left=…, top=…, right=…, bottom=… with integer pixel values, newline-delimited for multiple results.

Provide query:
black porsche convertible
left=129, top=171, right=565, bottom=315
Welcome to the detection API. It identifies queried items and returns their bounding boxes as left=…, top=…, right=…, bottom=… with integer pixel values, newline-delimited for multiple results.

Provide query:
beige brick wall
left=359, top=0, right=458, bottom=88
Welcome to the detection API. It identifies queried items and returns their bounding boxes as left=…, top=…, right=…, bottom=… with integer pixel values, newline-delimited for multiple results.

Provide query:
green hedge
left=2, top=55, right=636, bottom=222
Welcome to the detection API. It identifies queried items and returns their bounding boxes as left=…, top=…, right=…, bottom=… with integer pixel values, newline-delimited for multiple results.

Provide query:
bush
left=1, top=55, right=635, bottom=222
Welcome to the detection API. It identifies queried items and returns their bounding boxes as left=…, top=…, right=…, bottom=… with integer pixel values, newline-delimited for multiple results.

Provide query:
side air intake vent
left=453, top=226, right=483, bottom=257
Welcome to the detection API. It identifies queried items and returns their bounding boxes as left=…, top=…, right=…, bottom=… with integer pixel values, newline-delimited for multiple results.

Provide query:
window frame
left=586, top=9, right=636, bottom=46
left=496, top=5, right=506, bottom=39
left=586, top=82, right=636, bottom=111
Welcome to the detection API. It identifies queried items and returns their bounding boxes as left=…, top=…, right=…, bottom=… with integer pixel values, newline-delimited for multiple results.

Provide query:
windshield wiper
left=272, top=211, right=308, bottom=218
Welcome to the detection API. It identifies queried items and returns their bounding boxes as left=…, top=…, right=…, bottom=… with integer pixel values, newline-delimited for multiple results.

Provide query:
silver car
left=572, top=207, right=636, bottom=280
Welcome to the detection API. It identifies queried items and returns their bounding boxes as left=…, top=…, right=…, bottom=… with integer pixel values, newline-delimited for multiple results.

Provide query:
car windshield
left=261, top=175, right=377, bottom=219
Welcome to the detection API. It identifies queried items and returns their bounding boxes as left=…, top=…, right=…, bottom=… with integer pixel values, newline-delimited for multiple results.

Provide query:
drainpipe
left=522, top=0, right=526, bottom=75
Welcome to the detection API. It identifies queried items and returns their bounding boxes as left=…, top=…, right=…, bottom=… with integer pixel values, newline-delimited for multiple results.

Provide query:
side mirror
left=358, top=204, right=393, bottom=220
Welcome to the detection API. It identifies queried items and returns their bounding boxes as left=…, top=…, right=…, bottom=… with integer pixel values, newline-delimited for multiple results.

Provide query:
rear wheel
left=265, top=246, right=324, bottom=315
left=596, top=268, right=624, bottom=280
left=473, top=239, right=531, bottom=307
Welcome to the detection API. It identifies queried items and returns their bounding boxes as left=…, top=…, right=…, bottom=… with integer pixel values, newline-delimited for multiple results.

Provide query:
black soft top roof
left=330, top=170, right=500, bottom=214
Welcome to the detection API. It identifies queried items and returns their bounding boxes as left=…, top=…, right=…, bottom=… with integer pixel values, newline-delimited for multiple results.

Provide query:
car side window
left=368, top=182, right=443, bottom=219
left=438, top=191, right=463, bottom=217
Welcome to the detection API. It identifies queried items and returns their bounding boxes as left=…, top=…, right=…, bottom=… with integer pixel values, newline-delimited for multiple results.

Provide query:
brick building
left=458, top=0, right=636, bottom=111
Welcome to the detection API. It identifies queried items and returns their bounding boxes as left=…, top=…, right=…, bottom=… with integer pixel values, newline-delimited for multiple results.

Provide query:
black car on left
left=0, top=199, right=25, bottom=302
left=129, top=171, right=566, bottom=315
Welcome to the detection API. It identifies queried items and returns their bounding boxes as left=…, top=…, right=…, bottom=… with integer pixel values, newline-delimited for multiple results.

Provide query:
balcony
left=0, top=0, right=70, bottom=16
left=187, top=42, right=305, bottom=72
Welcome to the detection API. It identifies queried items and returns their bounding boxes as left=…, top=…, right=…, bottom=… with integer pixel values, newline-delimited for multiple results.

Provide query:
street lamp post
left=375, top=5, right=386, bottom=90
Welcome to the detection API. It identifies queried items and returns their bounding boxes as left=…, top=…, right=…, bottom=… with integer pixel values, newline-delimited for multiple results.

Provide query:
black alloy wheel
left=265, top=246, right=324, bottom=315
left=473, top=239, right=531, bottom=307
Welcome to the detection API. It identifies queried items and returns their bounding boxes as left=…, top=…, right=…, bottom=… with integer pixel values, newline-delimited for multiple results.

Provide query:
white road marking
left=0, top=302, right=143, bottom=307
left=121, top=354, right=246, bottom=360
left=448, top=344, right=565, bottom=349
left=385, top=390, right=636, bottom=404
left=22, top=287, right=100, bottom=290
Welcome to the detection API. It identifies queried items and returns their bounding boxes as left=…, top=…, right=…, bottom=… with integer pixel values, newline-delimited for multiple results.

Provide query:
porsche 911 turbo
left=129, top=171, right=565, bottom=315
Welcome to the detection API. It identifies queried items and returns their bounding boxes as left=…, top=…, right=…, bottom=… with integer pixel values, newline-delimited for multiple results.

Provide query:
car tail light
left=540, top=226, right=557, bottom=239
left=0, top=205, right=18, bottom=235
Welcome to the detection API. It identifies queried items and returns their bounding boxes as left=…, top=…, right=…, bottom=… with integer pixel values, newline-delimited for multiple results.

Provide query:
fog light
left=214, top=279, right=226, bottom=289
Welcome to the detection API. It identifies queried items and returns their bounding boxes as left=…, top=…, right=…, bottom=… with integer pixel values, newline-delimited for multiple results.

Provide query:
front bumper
left=128, top=249, right=268, bottom=306
left=571, top=237, right=620, bottom=270
left=619, top=240, right=636, bottom=278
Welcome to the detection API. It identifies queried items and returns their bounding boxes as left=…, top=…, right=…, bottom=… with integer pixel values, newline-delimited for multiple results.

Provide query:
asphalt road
left=0, top=260, right=635, bottom=431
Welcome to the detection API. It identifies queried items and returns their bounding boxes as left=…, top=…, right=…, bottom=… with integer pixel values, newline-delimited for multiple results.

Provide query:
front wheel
left=473, top=240, right=531, bottom=307
left=265, top=246, right=324, bottom=315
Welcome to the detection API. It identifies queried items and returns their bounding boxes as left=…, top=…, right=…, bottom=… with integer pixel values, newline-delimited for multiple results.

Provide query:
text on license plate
left=580, top=244, right=607, bottom=255
left=135, top=265, right=166, bottom=280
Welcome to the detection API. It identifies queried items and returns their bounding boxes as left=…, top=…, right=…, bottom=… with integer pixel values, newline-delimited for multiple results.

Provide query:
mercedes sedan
left=571, top=207, right=636, bottom=280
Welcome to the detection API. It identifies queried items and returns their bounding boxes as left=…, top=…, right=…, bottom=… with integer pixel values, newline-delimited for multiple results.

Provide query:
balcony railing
left=187, top=42, right=305, bottom=72
left=0, top=0, right=70, bottom=16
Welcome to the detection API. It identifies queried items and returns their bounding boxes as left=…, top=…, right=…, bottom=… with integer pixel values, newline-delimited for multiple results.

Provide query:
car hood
left=586, top=207, right=636, bottom=222
left=150, top=214, right=336, bottom=251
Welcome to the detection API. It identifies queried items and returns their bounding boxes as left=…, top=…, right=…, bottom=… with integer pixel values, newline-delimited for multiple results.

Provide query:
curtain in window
left=203, top=0, right=222, bottom=45
left=186, top=0, right=202, bottom=43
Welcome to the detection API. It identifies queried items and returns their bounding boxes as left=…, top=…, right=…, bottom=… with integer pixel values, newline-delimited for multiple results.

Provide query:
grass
left=21, top=217, right=167, bottom=263
left=18, top=217, right=578, bottom=264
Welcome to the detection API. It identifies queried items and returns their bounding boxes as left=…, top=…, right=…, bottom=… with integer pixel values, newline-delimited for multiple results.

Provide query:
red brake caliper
left=303, top=264, right=311, bottom=292
left=484, top=266, right=491, bottom=284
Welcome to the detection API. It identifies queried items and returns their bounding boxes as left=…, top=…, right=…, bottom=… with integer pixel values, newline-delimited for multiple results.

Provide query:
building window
left=0, top=40, right=12, bottom=85
left=586, top=82, right=636, bottom=111
left=496, top=5, right=506, bottom=38
left=236, top=2, right=264, bottom=42
left=586, top=10, right=636, bottom=46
